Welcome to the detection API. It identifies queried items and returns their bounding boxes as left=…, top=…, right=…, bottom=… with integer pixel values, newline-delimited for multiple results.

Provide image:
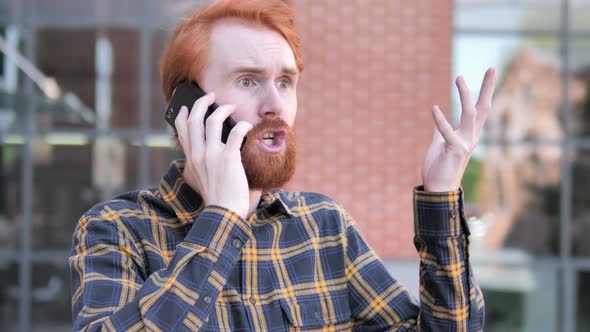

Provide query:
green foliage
left=1, top=144, right=17, bottom=171
left=461, top=158, right=480, bottom=203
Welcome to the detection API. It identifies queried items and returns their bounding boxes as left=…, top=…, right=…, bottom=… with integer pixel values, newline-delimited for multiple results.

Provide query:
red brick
left=287, top=0, right=453, bottom=259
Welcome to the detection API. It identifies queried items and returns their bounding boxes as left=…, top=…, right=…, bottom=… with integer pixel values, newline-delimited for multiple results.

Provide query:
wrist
left=422, top=184, right=459, bottom=193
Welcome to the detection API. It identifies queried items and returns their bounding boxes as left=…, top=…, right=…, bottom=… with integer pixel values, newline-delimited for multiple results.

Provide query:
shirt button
left=203, top=295, right=212, bottom=304
left=449, top=209, right=457, bottom=219
left=232, top=238, right=242, bottom=249
left=249, top=297, right=256, bottom=304
left=313, top=312, right=321, bottom=321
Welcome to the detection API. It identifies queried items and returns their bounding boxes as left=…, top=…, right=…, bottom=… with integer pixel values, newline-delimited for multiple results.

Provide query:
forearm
left=413, top=186, right=484, bottom=331
left=70, top=206, right=251, bottom=331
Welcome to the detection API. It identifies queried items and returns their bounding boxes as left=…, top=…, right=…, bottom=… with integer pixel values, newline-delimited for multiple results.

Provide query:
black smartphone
left=165, top=81, right=238, bottom=145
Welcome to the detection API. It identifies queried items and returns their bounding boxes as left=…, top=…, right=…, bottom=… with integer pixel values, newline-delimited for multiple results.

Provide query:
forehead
left=207, top=20, right=297, bottom=73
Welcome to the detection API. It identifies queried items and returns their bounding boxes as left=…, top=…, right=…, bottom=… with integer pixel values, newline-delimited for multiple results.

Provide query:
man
left=69, top=0, right=496, bottom=331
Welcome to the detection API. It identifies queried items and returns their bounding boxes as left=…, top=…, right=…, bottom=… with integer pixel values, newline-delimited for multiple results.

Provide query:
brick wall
left=287, top=0, right=453, bottom=259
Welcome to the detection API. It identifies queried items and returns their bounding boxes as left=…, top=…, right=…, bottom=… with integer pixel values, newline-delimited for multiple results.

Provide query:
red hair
left=160, top=0, right=304, bottom=104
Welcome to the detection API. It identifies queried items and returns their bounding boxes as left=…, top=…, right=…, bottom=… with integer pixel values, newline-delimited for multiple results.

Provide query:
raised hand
left=421, top=68, right=497, bottom=192
left=175, top=93, right=253, bottom=218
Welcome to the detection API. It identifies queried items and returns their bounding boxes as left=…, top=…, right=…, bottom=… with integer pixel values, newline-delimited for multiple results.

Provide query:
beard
left=241, top=118, right=297, bottom=191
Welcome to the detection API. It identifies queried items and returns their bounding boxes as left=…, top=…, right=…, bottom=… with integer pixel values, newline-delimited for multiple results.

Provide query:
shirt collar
left=159, top=160, right=295, bottom=225
left=258, top=191, right=294, bottom=217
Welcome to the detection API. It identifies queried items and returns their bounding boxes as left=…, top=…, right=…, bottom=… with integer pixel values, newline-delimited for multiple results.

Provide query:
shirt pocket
left=279, top=291, right=351, bottom=330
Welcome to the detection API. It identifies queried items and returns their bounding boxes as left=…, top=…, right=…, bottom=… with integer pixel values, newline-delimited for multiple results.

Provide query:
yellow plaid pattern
left=69, top=161, right=484, bottom=331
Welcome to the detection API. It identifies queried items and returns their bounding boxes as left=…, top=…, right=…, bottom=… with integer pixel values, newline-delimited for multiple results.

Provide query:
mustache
left=240, top=117, right=297, bottom=190
left=246, top=118, right=290, bottom=137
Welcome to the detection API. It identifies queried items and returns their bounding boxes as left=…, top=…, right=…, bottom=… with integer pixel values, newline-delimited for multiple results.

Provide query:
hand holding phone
left=168, top=81, right=252, bottom=218
left=165, top=81, right=240, bottom=145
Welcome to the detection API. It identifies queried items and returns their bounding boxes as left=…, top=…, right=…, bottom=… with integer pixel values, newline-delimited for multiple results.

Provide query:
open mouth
left=257, top=129, right=287, bottom=152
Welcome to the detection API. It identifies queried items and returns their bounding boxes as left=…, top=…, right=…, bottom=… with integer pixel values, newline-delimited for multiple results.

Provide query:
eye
left=238, top=78, right=253, bottom=88
left=276, top=79, right=289, bottom=89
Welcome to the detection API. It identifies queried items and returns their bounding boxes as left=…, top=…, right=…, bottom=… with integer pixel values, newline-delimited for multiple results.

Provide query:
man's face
left=200, top=20, right=299, bottom=127
left=199, top=21, right=299, bottom=190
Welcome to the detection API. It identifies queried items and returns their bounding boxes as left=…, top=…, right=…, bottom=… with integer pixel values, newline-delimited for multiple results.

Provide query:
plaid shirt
left=70, top=160, right=484, bottom=331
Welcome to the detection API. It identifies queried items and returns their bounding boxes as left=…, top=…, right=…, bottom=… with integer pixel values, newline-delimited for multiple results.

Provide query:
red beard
left=241, top=118, right=297, bottom=191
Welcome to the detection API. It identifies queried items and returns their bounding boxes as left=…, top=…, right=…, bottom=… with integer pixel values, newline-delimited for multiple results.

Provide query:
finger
left=475, top=68, right=497, bottom=133
left=432, top=105, right=461, bottom=146
left=174, top=106, right=191, bottom=153
left=225, top=121, right=253, bottom=153
left=187, top=93, right=215, bottom=154
left=431, top=122, right=444, bottom=143
left=476, top=67, right=496, bottom=109
left=205, top=104, right=237, bottom=148
left=456, top=75, right=476, bottom=135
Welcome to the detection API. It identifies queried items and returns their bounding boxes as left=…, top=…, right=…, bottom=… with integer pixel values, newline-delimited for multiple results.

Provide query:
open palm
left=422, top=68, right=497, bottom=192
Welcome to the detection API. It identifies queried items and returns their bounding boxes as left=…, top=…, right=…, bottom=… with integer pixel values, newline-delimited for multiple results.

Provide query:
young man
left=69, top=0, right=496, bottom=331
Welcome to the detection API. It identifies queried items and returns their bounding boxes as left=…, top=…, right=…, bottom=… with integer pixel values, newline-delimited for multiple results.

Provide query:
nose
left=257, top=83, right=284, bottom=119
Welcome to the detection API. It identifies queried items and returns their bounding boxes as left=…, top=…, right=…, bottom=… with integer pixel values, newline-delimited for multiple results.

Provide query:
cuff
left=413, top=185, right=469, bottom=238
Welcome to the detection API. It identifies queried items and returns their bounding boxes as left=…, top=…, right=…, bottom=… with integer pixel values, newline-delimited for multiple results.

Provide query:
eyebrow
left=226, top=66, right=299, bottom=78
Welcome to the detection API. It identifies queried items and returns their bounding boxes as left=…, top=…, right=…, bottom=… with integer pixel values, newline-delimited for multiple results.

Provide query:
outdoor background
left=0, top=0, right=589, bottom=331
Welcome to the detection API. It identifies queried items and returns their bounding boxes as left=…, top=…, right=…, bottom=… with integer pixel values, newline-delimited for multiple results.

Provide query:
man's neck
left=248, top=189, right=262, bottom=218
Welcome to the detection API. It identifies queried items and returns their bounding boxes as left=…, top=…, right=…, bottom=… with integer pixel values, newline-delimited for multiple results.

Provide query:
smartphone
left=165, top=81, right=239, bottom=145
